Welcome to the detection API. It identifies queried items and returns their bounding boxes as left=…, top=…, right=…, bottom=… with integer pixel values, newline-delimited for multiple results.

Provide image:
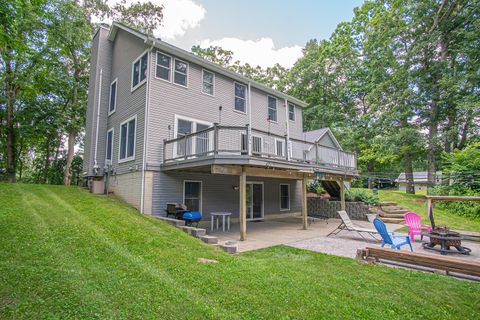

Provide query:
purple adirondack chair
left=404, top=212, right=432, bottom=242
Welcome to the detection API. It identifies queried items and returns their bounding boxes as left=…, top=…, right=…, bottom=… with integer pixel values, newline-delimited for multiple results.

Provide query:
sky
left=106, top=0, right=364, bottom=68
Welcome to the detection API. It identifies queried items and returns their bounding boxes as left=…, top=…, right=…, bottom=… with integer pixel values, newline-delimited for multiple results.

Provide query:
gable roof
left=106, top=22, right=308, bottom=108
left=303, top=128, right=342, bottom=150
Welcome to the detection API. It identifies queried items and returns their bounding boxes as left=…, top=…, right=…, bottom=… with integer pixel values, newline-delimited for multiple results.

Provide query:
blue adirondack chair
left=373, top=218, right=413, bottom=252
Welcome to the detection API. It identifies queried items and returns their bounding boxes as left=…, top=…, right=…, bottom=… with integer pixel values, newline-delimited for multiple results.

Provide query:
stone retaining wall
left=307, top=198, right=370, bottom=221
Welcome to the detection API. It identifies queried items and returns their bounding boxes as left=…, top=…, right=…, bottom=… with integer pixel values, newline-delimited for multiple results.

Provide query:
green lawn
left=1, top=184, right=479, bottom=319
left=375, top=189, right=480, bottom=232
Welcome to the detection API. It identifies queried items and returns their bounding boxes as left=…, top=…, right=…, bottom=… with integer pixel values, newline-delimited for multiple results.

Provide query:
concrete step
left=379, top=213, right=406, bottom=219
left=200, top=235, right=218, bottom=244
left=382, top=207, right=409, bottom=214
left=191, top=228, right=206, bottom=238
left=179, top=226, right=195, bottom=235
left=379, top=202, right=397, bottom=206
left=381, top=217, right=405, bottom=224
left=220, top=243, right=238, bottom=254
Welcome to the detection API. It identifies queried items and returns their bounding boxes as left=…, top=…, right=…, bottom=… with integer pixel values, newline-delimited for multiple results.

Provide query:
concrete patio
left=203, top=216, right=480, bottom=262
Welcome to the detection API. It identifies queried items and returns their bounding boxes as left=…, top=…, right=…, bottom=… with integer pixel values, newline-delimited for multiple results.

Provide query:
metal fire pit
left=422, top=228, right=471, bottom=255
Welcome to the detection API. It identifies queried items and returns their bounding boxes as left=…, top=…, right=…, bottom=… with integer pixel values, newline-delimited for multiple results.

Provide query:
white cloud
left=199, top=37, right=303, bottom=69
left=98, top=0, right=205, bottom=40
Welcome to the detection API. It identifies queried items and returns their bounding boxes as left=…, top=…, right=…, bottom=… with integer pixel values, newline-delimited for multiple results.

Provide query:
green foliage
left=443, top=142, right=480, bottom=189
left=427, top=186, right=480, bottom=219
left=307, top=180, right=325, bottom=194
left=1, top=183, right=479, bottom=319
left=346, top=189, right=379, bottom=206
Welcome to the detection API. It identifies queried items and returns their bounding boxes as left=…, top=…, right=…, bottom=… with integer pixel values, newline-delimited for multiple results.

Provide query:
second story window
left=202, top=70, right=214, bottom=96
left=174, top=58, right=188, bottom=87
left=119, top=116, right=136, bottom=162
left=132, top=52, right=148, bottom=90
left=268, top=96, right=277, bottom=122
left=156, top=52, right=171, bottom=81
left=109, top=79, right=117, bottom=115
left=288, top=103, right=295, bottom=121
left=234, top=83, right=246, bottom=113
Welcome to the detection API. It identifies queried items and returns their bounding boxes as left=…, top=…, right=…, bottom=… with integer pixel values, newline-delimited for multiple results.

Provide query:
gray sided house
left=83, top=22, right=357, bottom=240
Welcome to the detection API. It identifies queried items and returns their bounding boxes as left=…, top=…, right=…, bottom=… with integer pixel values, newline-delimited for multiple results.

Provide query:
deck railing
left=163, top=124, right=357, bottom=171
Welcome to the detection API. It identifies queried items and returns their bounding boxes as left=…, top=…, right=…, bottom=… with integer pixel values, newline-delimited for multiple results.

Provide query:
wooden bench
left=356, top=246, right=480, bottom=278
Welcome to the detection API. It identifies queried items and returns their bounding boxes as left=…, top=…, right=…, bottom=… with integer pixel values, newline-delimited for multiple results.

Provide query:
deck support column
left=239, top=167, right=247, bottom=241
left=302, top=175, right=308, bottom=230
left=340, top=179, right=346, bottom=211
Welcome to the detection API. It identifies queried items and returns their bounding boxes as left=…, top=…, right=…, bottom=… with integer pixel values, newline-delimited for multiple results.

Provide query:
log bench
left=356, top=246, right=480, bottom=278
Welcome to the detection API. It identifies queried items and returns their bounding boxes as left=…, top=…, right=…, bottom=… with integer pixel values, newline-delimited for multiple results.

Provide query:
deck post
left=340, top=179, right=346, bottom=211
left=302, top=174, right=308, bottom=230
left=239, top=166, right=247, bottom=240
left=246, top=124, right=251, bottom=156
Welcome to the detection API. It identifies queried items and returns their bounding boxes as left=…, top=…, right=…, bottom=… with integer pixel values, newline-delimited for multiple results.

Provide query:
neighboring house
left=83, top=22, right=357, bottom=239
left=396, top=172, right=443, bottom=191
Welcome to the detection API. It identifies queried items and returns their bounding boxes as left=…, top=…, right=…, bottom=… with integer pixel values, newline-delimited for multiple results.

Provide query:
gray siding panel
left=152, top=172, right=302, bottom=218
left=106, top=29, right=148, bottom=175
left=84, top=27, right=112, bottom=176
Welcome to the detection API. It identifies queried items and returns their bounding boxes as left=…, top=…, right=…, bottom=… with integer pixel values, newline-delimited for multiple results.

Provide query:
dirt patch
left=197, top=257, right=218, bottom=264
left=414, top=199, right=427, bottom=204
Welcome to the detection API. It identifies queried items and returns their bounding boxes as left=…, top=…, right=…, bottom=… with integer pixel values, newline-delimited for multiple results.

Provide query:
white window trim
left=131, top=50, right=148, bottom=92
left=183, top=180, right=203, bottom=213
left=288, top=103, right=296, bottom=122
left=108, top=78, right=117, bottom=116
left=274, top=138, right=285, bottom=157
left=155, top=51, right=172, bottom=83
left=279, top=183, right=290, bottom=211
left=201, top=69, right=215, bottom=97
left=118, top=114, right=137, bottom=163
left=105, top=127, right=114, bottom=165
left=234, top=81, right=247, bottom=114
left=173, top=58, right=189, bottom=88
left=173, top=114, right=213, bottom=157
left=267, top=95, right=278, bottom=123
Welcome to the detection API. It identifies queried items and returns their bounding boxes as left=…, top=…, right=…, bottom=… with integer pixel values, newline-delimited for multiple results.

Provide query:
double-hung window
left=156, top=52, right=171, bottom=81
left=280, top=184, right=290, bottom=210
left=109, top=79, right=117, bottom=114
left=106, top=128, right=114, bottom=164
left=132, top=52, right=148, bottom=90
left=288, top=103, right=295, bottom=121
left=268, top=96, right=277, bottom=122
left=173, top=58, right=188, bottom=87
left=234, top=83, right=246, bottom=112
left=202, top=70, right=214, bottom=95
left=119, top=116, right=136, bottom=162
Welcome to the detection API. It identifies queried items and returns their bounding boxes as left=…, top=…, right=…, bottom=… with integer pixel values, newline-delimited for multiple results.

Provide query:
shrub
left=429, top=186, right=480, bottom=219
left=346, top=189, right=379, bottom=206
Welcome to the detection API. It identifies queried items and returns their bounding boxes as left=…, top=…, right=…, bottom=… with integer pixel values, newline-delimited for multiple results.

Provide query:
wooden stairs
left=376, top=202, right=408, bottom=224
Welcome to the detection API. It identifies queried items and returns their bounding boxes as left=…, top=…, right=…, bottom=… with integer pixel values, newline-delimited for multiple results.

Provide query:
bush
left=429, top=186, right=480, bottom=219
left=346, top=189, right=379, bottom=206
left=307, top=180, right=326, bottom=194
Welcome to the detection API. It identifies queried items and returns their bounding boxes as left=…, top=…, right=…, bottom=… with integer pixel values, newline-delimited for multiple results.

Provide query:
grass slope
left=377, top=189, right=480, bottom=232
left=1, top=184, right=479, bottom=319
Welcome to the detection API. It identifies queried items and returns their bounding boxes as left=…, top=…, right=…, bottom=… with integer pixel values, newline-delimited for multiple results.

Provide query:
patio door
left=246, top=182, right=264, bottom=221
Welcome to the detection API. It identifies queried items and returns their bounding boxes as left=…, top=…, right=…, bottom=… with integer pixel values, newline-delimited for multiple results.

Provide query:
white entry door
left=246, top=182, right=264, bottom=221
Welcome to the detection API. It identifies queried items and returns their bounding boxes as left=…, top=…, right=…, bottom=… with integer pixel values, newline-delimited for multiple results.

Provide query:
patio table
left=210, top=212, right=232, bottom=232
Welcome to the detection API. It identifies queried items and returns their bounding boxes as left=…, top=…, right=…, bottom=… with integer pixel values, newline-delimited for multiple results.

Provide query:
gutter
left=93, top=68, right=103, bottom=172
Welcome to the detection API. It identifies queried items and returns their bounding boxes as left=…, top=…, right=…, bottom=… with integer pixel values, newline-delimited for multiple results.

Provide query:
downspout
left=284, top=98, right=290, bottom=160
left=247, top=81, right=252, bottom=155
left=140, top=40, right=155, bottom=214
left=93, top=68, right=103, bottom=172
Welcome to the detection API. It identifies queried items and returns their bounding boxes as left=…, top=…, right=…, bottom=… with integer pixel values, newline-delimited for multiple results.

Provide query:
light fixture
left=233, top=186, right=239, bottom=191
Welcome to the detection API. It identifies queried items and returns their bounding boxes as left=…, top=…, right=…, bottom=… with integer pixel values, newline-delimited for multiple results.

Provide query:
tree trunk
left=63, top=66, right=80, bottom=185
left=367, top=161, right=375, bottom=189
left=403, top=148, right=415, bottom=194
left=5, top=58, right=16, bottom=183
left=63, top=130, right=76, bottom=185
left=43, top=138, right=52, bottom=184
